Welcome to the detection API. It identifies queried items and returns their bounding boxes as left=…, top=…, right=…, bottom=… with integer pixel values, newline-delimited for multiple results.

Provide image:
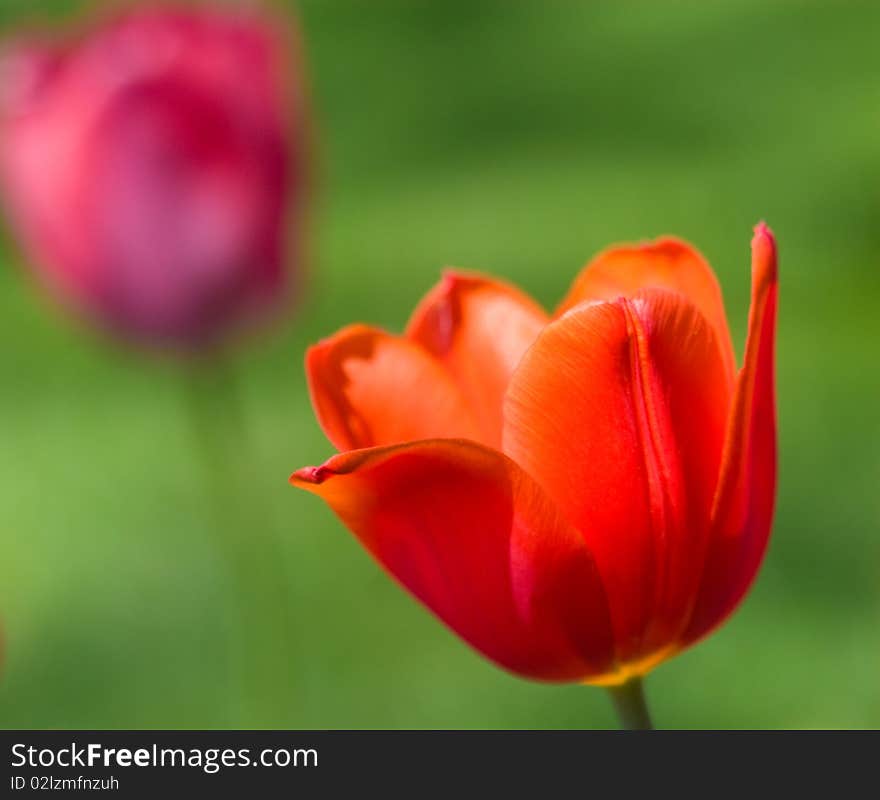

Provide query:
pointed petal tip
left=289, top=464, right=334, bottom=487
left=752, top=220, right=774, bottom=244
left=438, top=267, right=487, bottom=290
left=433, top=268, right=469, bottom=302
left=751, top=222, right=777, bottom=284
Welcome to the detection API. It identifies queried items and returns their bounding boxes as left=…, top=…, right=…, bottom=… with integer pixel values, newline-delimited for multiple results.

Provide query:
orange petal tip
left=289, top=465, right=334, bottom=486
left=751, top=221, right=777, bottom=284
left=439, top=268, right=461, bottom=286
left=437, top=268, right=486, bottom=293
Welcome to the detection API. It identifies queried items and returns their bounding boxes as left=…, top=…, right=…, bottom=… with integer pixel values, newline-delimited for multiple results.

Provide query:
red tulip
left=0, top=4, right=303, bottom=351
left=292, top=225, right=778, bottom=687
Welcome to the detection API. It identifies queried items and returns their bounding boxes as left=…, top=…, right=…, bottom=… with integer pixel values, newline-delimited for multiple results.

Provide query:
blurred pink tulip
left=0, top=4, right=305, bottom=351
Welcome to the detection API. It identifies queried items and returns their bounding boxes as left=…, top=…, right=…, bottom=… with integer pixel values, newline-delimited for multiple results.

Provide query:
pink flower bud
left=0, top=4, right=305, bottom=352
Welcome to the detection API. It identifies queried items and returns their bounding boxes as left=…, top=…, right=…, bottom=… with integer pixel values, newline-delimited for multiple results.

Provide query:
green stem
left=184, top=361, right=296, bottom=728
left=607, top=677, right=654, bottom=730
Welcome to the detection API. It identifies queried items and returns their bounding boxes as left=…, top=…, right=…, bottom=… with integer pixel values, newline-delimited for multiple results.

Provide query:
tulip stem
left=607, top=677, right=654, bottom=730
left=184, top=361, right=296, bottom=727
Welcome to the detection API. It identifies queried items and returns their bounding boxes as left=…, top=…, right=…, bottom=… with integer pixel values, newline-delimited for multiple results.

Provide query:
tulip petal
left=406, top=271, right=548, bottom=445
left=291, top=439, right=614, bottom=681
left=556, top=238, right=736, bottom=381
left=306, top=324, right=481, bottom=451
left=503, top=289, right=730, bottom=665
left=0, top=8, right=297, bottom=350
left=683, top=223, right=778, bottom=645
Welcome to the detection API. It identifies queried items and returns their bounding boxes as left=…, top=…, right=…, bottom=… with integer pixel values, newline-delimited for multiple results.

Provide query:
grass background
left=1, top=0, right=879, bottom=728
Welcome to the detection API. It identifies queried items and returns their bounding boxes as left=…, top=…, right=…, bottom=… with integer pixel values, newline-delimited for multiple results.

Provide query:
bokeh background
left=2, top=0, right=880, bottom=728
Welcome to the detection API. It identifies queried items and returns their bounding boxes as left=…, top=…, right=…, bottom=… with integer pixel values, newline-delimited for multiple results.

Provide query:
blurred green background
left=1, top=0, right=880, bottom=729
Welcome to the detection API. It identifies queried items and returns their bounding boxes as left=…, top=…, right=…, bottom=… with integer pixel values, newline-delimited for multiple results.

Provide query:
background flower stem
left=184, top=361, right=296, bottom=727
left=607, top=677, right=654, bottom=730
